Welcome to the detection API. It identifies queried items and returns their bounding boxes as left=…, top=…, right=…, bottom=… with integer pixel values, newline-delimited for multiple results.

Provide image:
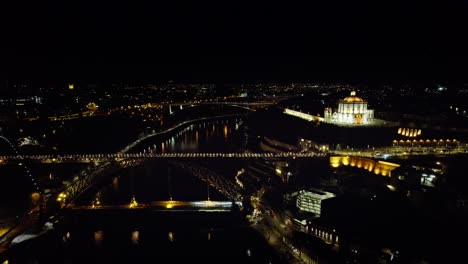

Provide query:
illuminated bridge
left=68, top=200, right=243, bottom=212
left=165, top=101, right=274, bottom=114
left=0, top=152, right=328, bottom=163
left=169, top=161, right=243, bottom=201
left=55, top=158, right=245, bottom=210
left=42, top=101, right=276, bottom=122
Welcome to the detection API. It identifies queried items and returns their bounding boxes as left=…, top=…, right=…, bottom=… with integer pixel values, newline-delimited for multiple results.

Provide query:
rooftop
left=341, top=91, right=366, bottom=103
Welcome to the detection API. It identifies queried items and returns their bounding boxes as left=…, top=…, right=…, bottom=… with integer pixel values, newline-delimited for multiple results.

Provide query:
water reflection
left=143, top=119, right=244, bottom=153
left=94, top=230, right=104, bottom=247
left=223, top=125, right=228, bottom=140
left=62, top=231, right=71, bottom=246
left=88, top=118, right=247, bottom=204
left=168, top=232, right=175, bottom=242
left=112, top=177, right=119, bottom=192
left=131, top=230, right=140, bottom=245
left=5, top=223, right=283, bottom=263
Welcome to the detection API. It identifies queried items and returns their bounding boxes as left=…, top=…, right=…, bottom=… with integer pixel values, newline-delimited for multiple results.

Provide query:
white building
left=324, top=91, right=374, bottom=125
left=296, top=188, right=335, bottom=217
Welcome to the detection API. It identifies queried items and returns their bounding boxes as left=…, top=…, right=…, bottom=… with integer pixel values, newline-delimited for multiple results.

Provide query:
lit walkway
left=0, top=152, right=328, bottom=162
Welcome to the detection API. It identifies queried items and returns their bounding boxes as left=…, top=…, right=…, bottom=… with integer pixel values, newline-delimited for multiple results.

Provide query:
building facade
left=296, top=188, right=335, bottom=217
left=324, top=91, right=374, bottom=125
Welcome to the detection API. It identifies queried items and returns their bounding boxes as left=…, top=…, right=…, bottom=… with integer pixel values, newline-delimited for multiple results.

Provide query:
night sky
left=2, top=1, right=467, bottom=82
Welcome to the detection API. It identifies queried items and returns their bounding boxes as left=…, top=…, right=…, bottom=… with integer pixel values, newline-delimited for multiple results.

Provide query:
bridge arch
left=58, top=157, right=243, bottom=210
left=165, top=102, right=269, bottom=116
left=0, top=135, right=41, bottom=193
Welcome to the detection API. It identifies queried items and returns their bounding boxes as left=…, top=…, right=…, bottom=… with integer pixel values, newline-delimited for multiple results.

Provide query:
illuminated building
left=329, top=156, right=400, bottom=177
left=397, top=127, right=422, bottom=138
left=86, top=102, right=99, bottom=111
left=324, top=91, right=374, bottom=125
left=390, top=163, right=444, bottom=189
left=275, top=161, right=293, bottom=183
left=296, top=188, right=335, bottom=217
left=288, top=211, right=340, bottom=246
left=298, top=138, right=329, bottom=153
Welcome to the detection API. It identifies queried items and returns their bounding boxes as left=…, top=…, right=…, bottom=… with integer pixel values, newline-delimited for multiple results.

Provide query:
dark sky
left=1, top=1, right=467, bottom=83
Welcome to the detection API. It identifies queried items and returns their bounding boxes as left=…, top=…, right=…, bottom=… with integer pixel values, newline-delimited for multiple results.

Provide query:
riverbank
left=121, top=113, right=247, bottom=153
left=0, top=210, right=40, bottom=257
left=1, top=112, right=250, bottom=259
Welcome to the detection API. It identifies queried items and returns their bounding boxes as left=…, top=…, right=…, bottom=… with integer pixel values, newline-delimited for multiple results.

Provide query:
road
left=252, top=218, right=319, bottom=264
left=249, top=190, right=319, bottom=264
left=0, top=209, right=40, bottom=256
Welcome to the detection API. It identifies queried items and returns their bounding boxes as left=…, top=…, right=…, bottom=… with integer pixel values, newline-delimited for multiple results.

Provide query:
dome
left=342, top=91, right=365, bottom=103
left=343, top=96, right=364, bottom=103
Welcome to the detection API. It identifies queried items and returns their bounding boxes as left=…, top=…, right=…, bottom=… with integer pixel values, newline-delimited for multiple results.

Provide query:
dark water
left=133, top=118, right=247, bottom=153
left=74, top=118, right=247, bottom=206
left=74, top=160, right=228, bottom=206
left=0, top=118, right=247, bottom=216
left=1, top=117, right=285, bottom=263
left=0, top=160, right=88, bottom=220
left=0, top=165, right=33, bottom=219
left=2, top=211, right=281, bottom=264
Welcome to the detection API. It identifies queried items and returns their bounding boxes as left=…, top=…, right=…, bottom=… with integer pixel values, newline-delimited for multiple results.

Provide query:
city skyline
left=1, top=2, right=468, bottom=263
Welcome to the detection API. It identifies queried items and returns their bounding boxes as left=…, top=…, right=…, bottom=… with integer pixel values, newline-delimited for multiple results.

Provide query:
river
left=1, top=116, right=287, bottom=263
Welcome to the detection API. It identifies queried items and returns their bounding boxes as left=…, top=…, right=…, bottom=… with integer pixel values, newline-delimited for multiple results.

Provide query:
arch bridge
left=55, top=158, right=247, bottom=211
left=165, top=101, right=274, bottom=114
left=0, top=152, right=327, bottom=163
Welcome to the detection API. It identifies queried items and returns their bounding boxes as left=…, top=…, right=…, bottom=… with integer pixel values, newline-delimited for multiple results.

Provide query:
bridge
left=163, top=101, right=275, bottom=107
left=169, top=161, right=243, bottom=201
left=119, top=114, right=246, bottom=154
left=0, top=136, right=41, bottom=193
left=68, top=200, right=242, bottom=212
left=0, top=152, right=328, bottom=163
left=53, top=156, right=249, bottom=210
left=42, top=101, right=275, bottom=122
left=165, top=101, right=273, bottom=114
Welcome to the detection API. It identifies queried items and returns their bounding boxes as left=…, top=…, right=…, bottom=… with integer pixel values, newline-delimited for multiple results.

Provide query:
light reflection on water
left=0, top=118, right=288, bottom=263
left=112, top=177, right=119, bottom=192
left=4, top=215, right=283, bottom=263
left=168, top=231, right=175, bottom=243
left=131, top=230, right=139, bottom=245
left=74, top=118, right=247, bottom=207
left=141, top=118, right=243, bottom=154
left=94, top=230, right=104, bottom=247
left=224, top=125, right=229, bottom=141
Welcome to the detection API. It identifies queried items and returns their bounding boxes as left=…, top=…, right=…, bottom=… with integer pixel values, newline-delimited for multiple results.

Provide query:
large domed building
left=324, top=91, right=374, bottom=125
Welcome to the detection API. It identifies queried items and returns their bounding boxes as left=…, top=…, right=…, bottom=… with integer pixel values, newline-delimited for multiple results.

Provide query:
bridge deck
left=68, top=200, right=242, bottom=212
left=0, top=152, right=327, bottom=162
